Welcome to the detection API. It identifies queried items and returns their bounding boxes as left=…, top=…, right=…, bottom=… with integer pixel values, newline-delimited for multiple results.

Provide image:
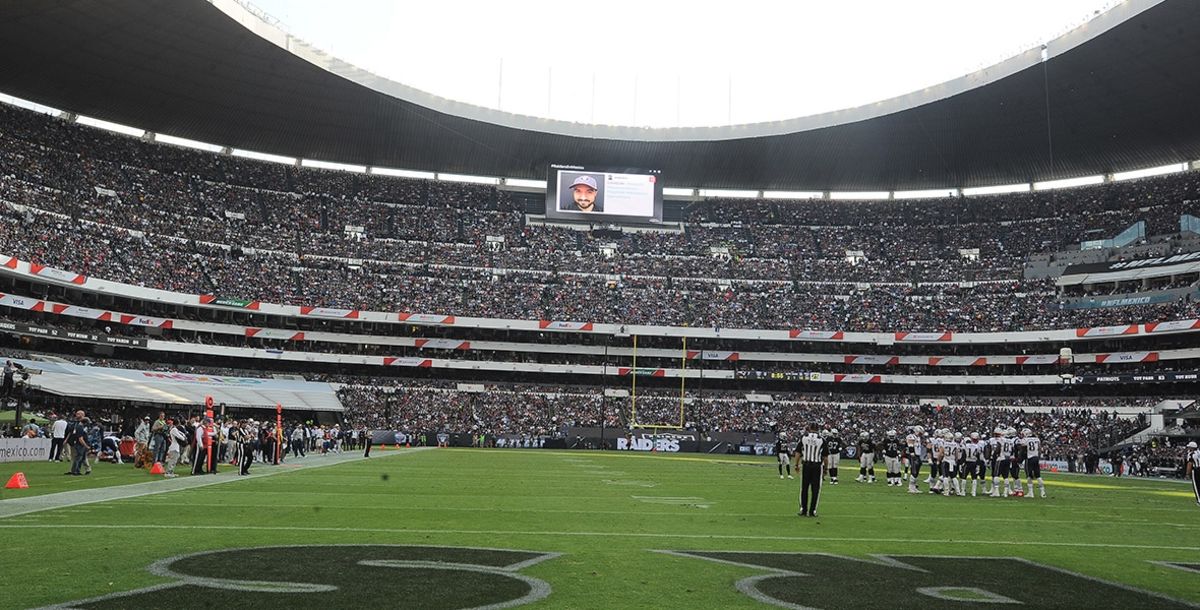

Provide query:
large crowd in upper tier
left=2, top=102, right=1200, bottom=332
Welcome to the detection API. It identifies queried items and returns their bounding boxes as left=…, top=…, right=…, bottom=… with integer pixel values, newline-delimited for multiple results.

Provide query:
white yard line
left=0, top=523, right=1195, bottom=551
left=0, top=448, right=430, bottom=520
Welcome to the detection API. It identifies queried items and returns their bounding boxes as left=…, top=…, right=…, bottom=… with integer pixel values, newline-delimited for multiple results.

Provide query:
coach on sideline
left=794, top=423, right=827, bottom=518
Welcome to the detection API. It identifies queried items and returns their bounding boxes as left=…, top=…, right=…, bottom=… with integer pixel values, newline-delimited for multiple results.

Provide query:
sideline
left=0, top=448, right=429, bottom=520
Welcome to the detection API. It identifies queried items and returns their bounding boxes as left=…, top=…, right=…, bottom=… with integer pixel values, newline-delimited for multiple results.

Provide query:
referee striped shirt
left=800, top=433, right=824, bottom=463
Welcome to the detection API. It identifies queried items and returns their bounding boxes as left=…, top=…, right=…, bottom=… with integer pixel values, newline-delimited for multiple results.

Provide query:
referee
left=794, top=423, right=827, bottom=518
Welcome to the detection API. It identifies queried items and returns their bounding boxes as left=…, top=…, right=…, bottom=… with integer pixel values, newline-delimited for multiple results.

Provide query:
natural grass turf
left=0, top=457, right=167, bottom=499
left=0, top=448, right=1198, bottom=609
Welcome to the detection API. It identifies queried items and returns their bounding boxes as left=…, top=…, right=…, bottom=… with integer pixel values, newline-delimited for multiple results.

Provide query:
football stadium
left=1, top=0, right=1199, bottom=608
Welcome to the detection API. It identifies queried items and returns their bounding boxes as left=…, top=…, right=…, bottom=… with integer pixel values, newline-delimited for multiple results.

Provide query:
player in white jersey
left=993, top=427, right=1015, bottom=497
left=1006, top=427, right=1023, bottom=492
left=961, top=432, right=984, bottom=496
left=904, top=427, right=925, bottom=494
left=1187, top=441, right=1199, bottom=507
left=1020, top=428, right=1046, bottom=498
left=939, top=431, right=960, bottom=496
left=929, top=431, right=945, bottom=493
left=985, top=427, right=1002, bottom=495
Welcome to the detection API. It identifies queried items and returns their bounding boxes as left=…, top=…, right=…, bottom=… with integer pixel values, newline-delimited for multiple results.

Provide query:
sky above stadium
left=249, top=0, right=1119, bottom=128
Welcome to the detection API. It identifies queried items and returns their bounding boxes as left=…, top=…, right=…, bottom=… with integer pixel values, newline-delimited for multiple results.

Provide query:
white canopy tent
left=12, top=358, right=342, bottom=412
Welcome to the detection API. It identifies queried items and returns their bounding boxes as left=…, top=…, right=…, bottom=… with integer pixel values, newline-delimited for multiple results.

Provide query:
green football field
left=1, top=448, right=1198, bottom=609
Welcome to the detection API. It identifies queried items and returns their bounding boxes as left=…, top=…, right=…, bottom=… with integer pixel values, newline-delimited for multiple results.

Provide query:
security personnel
left=1187, top=441, right=1199, bottom=508
left=794, top=423, right=827, bottom=518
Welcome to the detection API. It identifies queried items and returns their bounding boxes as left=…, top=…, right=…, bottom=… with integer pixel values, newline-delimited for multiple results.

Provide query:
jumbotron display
left=545, top=164, right=664, bottom=223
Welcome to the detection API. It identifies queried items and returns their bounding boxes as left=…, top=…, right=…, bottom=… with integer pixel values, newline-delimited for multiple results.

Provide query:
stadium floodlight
left=893, top=188, right=958, bottom=200
left=762, top=190, right=824, bottom=200
left=438, top=173, right=500, bottom=185
left=154, top=133, right=223, bottom=153
left=302, top=159, right=367, bottom=173
left=370, top=167, right=435, bottom=179
left=504, top=178, right=547, bottom=189
left=231, top=149, right=296, bottom=165
left=1111, top=163, right=1187, bottom=182
left=961, top=183, right=1030, bottom=196
left=0, top=92, right=61, bottom=116
left=1033, top=175, right=1104, bottom=191
left=662, top=187, right=696, bottom=197
left=829, top=191, right=889, bottom=200
left=75, top=115, right=144, bottom=138
left=697, top=189, right=759, bottom=199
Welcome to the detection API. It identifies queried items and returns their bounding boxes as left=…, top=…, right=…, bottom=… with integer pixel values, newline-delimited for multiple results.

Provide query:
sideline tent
left=12, top=358, right=342, bottom=412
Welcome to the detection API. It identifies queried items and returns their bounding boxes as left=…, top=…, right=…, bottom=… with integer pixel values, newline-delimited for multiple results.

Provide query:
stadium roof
left=0, top=0, right=1197, bottom=191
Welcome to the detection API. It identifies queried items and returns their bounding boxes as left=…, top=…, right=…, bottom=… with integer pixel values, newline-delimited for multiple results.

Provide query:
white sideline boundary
left=0, top=447, right=430, bottom=520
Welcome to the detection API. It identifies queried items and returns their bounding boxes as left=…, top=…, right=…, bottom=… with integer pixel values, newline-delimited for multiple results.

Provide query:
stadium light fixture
left=231, top=149, right=296, bottom=165
left=505, top=178, right=547, bottom=189
left=893, top=188, right=958, bottom=200
left=829, top=191, right=889, bottom=200
left=961, top=183, right=1030, bottom=196
left=0, top=92, right=61, bottom=116
left=155, top=133, right=223, bottom=153
left=1033, top=175, right=1104, bottom=191
left=370, top=167, right=436, bottom=179
left=438, top=173, right=501, bottom=185
left=662, top=187, right=696, bottom=197
left=762, top=190, right=824, bottom=200
left=301, top=159, right=367, bottom=173
left=1111, top=163, right=1187, bottom=182
left=75, top=115, right=144, bottom=138
left=698, top=188, right=759, bottom=199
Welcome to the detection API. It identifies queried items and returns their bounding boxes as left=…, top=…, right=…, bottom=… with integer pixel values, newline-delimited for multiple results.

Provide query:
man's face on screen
left=572, top=185, right=596, bottom=211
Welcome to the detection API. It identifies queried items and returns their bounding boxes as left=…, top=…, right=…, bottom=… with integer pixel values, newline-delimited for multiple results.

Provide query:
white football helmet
left=970, top=432, right=980, bottom=441
left=886, top=430, right=897, bottom=439
left=1021, top=428, right=1033, bottom=437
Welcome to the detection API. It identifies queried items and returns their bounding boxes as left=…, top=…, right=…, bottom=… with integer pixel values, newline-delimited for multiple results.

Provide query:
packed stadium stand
left=0, top=0, right=1197, bottom=473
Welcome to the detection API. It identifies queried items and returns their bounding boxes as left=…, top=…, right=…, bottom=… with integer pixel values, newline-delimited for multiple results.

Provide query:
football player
left=1007, top=427, right=1023, bottom=493
left=1020, top=428, right=1046, bottom=498
left=882, top=430, right=903, bottom=487
left=1187, top=441, right=1199, bottom=507
left=962, top=432, right=984, bottom=496
left=774, top=434, right=793, bottom=480
left=824, top=429, right=843, bottom=484
left=904, top=426, right=926, bottom=493
left=992, top=426, right=1012, bottom=497
left=928, top=429, right=944, bottom=493
left=941, top=430, right=960, bottom=496
left=856, top=431, right=876, bottom=483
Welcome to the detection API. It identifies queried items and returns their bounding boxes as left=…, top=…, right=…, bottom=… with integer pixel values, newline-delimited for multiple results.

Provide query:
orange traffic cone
left=149, top=462, right=165, bottom=475
left=5, top=472, right=29, bottom=489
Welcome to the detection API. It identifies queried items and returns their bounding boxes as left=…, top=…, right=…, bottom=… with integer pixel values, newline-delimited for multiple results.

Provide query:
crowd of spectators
left=2, top=102, right=1200, bottom=333
left=334, top=380, right=1153, bottom=460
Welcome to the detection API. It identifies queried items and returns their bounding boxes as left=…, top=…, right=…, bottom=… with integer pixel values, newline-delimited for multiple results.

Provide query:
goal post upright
left=630, top=333, right=637, bottom=426
left=678, top=335, right=687, bottom=429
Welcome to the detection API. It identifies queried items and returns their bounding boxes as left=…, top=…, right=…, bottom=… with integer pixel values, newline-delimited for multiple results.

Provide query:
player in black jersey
left=856, top=431, right=876, bottom=483
left=882, top=430, right=903, bottom=487
left=774, top=436, right=793, bottom=480
left=824, top=429, right=843, bottom=484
